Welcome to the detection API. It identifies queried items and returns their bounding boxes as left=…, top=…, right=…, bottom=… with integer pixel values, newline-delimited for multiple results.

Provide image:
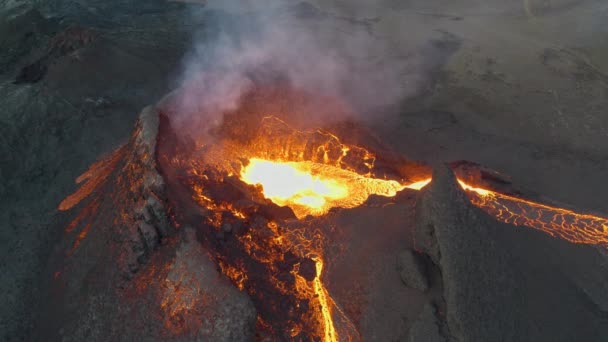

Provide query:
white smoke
left=170, top=1, right=449, bottom=138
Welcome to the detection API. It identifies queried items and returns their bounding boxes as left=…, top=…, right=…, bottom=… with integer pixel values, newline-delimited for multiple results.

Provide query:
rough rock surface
left=37, top=105, right=256, bottom=341
left=0, top=2, right=198, bottom=339
left=397, top=249, right=429, bottom=292
left=160, top=228, right=257, bottom=342
left=415, top=165, right=608, bottom=341
left=407, top=303, right=446, bottom=342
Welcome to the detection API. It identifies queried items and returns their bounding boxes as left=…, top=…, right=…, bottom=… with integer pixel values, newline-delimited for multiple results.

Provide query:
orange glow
left=240, top=158, right=423, bottom=218
left=218, top=261, right=248, bottom=291
left=289, top=256, right=340, bottom=342
left=390, top=177, right=608, bottom=248
left=312, top=258, right=338, bottom=342
left=457, top=180, right=492, bottom=196
left=58, top=145, right=125, bottom=211
left=188, top=169, right=360, bottom=340
left=383, top=177, right=608, bottom=248
left=241, top=158, right=349, bottom=212
left=405, top=178, right=432, bottom=190
left=456, top=180, right=608, bottom=247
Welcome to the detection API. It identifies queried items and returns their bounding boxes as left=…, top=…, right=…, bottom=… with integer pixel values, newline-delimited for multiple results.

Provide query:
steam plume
left=170, top=1, right=448, bottom=139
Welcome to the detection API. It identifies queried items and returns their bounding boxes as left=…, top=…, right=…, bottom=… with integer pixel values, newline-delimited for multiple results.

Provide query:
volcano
left=45, top=82, right=608, bottom=341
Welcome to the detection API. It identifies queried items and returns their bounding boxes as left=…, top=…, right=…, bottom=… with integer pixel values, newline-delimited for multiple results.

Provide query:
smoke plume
left=169, top=1, right=445, bottom=140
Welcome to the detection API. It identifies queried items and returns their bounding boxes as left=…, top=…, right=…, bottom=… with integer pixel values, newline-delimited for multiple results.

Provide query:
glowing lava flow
left=240, top=158, right=426, bottom=218
left=458, top=180, right=608, bottom=248
left=241, top=157, right=608, bottom=248
left=241, top=158, right=349, bottom=211
left=185, top=162, right=360, bottom=340
left=312, top=258, right=337, bottom=342
left=239, top=156, right=608, bottom=339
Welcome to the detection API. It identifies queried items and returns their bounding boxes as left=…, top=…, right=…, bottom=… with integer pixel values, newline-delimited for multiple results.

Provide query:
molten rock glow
left=240, top=158, right=420, bottom=218
left=458, top=180, right=608, bottom=248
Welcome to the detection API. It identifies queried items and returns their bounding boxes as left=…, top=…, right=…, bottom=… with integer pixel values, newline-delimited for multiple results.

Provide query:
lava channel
left=458, top=180, right=608, bottom=249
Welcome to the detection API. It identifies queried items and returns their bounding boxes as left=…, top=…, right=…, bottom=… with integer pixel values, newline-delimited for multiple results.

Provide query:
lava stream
left=458, top=181, right=608, bottom=248
left=240, top=160, right=608, bottom=249
left=312, top=258, right=338, bottom=342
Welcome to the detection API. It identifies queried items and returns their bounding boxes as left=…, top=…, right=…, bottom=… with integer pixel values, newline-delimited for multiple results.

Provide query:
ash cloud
left=170, top=1, right=451, bottom=139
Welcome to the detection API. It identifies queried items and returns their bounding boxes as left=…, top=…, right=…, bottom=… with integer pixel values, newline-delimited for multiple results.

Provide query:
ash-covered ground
left=1, top=0, right=608, bottom=341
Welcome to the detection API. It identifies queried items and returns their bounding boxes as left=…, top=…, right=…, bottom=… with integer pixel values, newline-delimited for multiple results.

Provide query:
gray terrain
left=1, top=0, right=608, bottom=340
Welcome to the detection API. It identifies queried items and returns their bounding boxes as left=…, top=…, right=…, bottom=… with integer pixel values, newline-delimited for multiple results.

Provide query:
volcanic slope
left=414, top=165, right=608, bottom=341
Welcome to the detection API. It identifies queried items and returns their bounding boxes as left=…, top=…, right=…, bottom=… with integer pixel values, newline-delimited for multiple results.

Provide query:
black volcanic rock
left=407, top=303, right=446, bottom=342
left=161, top=228, right=256, bottom=342
left=14, top=60, right=47, bottom=84
left=299, top=257, right=317, bottom=282
left=397, top=249, right=429, bottom=292
left=39, top=105, right=256, bottom=341
left=415, top=165, right=608, bottom=341
left=0, top=5, right=194, bottom=338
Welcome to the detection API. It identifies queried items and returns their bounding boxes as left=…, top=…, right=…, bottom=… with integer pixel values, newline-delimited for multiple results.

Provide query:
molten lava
left=241, top=159, right=349, bottom=216
left=458, top=180, right=608, bottom=248
left=240, top=158, right=423, bottom=218
left=154, top=109, right=429, bottom=340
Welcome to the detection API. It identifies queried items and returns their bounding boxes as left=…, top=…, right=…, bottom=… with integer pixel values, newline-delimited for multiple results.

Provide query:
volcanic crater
left=45, top=81, right=608, bottom=341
